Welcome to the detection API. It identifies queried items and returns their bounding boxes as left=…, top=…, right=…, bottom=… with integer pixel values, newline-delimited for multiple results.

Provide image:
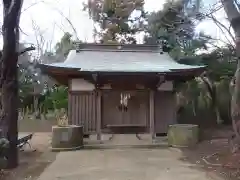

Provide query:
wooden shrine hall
left=38, top=43, right=205, bottom=140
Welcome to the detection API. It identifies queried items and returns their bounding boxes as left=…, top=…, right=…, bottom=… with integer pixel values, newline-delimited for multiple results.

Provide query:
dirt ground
left=0, top=133, right=58, bottom=180
left=1, top=125, right=240, bottom=180
left=182, top=126, right=240, bottom=180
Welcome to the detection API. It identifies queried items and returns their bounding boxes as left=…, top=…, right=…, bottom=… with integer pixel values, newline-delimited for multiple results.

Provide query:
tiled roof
left=40, top=43, right=205, bottom=73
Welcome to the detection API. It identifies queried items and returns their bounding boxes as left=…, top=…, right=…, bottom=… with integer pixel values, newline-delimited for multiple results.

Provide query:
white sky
left=0, top=0, right=232, bottom=51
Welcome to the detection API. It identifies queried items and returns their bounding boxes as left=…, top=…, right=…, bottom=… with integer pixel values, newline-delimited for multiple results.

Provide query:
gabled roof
left=39, top=43, right=205, bottom=74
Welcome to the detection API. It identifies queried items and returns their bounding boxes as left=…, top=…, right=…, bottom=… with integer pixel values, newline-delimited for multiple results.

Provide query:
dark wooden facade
left=68, top=88, right=177, bottom=136
left=68, top=91, right=97, bottom=133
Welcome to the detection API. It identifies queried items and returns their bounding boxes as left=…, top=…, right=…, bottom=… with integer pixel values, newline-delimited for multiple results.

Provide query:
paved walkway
left=37, top=147, right=215, bottom=180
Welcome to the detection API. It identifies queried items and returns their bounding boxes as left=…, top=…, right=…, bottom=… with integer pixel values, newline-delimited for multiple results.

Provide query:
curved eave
left=38, top=63, right=205, bottom=75
left=169, top=66, right=206, bottom=75
left=37, top=63, right=206, bottom=86
left=37, top=64, right=83, bottom=86
left=166, top=66, right=206, bottom=82
left=37, top=64, right=81, bottom=75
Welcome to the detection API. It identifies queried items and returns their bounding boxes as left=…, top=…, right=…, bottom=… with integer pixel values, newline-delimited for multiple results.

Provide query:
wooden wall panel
left=68, top=92, right=97, bottom=134
left=154, top=92, right=177, bottom=133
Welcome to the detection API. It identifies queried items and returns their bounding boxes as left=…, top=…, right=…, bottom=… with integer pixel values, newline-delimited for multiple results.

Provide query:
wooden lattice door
left=102, top=90, right=149, bottom=131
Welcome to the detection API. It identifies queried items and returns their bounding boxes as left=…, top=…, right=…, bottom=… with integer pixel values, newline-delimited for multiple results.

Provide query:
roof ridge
left=76, top=49, right=160, bottom=53
left=74, top=43, right=161, bottom=52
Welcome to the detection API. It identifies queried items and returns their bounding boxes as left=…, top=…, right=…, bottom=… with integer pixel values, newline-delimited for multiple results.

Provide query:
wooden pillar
left=96, top=90, right=102, bottom=141
left=68, top=92, right=72, bottom=125
left=67, top=80, right=72, bottom=125
left=149, top=90, right=155, bottom=141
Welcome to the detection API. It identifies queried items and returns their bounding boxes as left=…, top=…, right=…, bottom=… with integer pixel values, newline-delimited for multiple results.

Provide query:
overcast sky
left=0, top=0, right=231, bottom=51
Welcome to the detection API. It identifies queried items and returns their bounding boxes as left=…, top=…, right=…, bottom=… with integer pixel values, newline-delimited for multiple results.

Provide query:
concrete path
left=37, top=147, right=215, bottom=180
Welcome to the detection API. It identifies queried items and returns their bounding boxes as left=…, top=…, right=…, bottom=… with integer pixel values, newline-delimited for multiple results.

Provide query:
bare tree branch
left=18, top=46, right=35, bottom=56
left=42, top=1, right=79, bottom=40
left=31, top=19, right=47, bottom=59
left=209, top=13, right=235, bottom=45
left=21, top=1, right=44, bottom=14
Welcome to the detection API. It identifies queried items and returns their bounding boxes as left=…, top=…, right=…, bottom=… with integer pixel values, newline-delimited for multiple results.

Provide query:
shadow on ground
left=1, top=132, right=57, bottom=180
left=1, top=150, right=58, bottom=180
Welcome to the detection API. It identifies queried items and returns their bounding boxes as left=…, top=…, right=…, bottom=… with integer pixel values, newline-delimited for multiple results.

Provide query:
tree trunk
left=0, top=0, right=23, bottom=168
left=222, top=0, right=240, bottom=152
left=199, top=75, right=223, bottom=124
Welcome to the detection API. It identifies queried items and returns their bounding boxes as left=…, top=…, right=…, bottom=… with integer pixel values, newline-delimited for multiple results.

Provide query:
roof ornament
left=118, top=92, right=131, bottom=112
